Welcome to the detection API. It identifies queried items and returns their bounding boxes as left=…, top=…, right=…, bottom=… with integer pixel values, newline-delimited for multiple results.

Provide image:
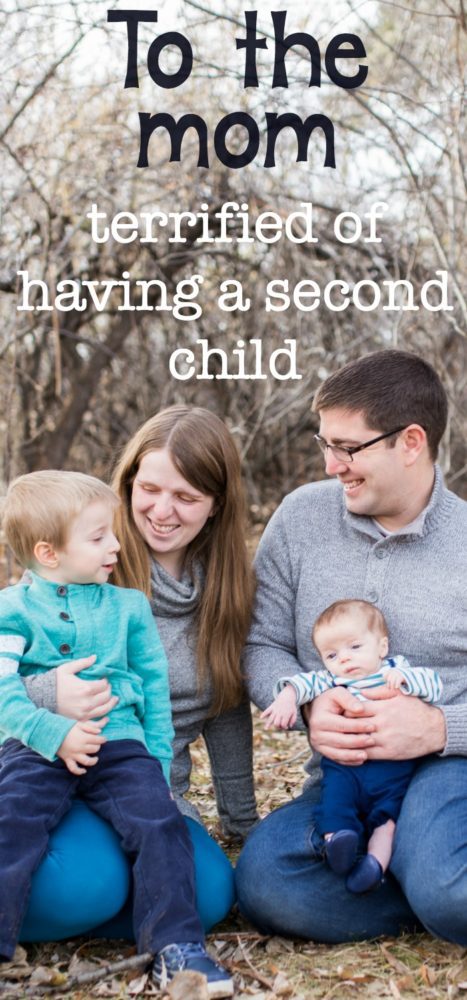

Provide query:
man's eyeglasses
left=314, top=426, right=407, bottom=464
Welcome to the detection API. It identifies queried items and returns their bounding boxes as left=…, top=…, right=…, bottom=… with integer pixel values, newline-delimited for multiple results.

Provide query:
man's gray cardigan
left=245, top=465, right=467, bottom=781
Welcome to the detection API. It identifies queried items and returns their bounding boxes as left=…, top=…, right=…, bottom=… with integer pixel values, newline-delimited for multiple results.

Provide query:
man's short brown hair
left=312, top=350, right=447, bottom=460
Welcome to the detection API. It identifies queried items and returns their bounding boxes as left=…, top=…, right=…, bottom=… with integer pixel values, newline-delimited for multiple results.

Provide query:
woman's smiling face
left=131, top=447, right=215, bottom=578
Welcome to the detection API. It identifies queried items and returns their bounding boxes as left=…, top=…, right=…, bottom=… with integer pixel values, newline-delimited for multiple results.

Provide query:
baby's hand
left=57, top=719, right=108, bottom=775
left=261, top=686, right=298, bottom=730
left=385, top=669, right=405, bottom=691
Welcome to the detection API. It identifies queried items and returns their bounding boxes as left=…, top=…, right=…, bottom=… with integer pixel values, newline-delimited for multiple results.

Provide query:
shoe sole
left=206, top=980, right=234, bottom=998
left=152, top=971, right=234, bottom=998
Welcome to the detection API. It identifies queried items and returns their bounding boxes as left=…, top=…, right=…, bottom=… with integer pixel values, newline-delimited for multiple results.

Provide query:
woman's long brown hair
left=111, top=406, right=255, bottom=715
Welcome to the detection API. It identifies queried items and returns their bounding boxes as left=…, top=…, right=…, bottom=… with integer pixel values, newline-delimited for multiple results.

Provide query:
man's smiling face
left=317, top=407, right=411, bottom=528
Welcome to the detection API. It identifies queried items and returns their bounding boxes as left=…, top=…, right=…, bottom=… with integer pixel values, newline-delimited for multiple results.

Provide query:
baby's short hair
left=2, top=470, right=118, bottom=568
left=312, top=599, right=388, bottom=646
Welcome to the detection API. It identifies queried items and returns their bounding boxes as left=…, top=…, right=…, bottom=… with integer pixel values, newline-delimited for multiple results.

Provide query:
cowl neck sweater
left=149, top=558, right=257, bottom=836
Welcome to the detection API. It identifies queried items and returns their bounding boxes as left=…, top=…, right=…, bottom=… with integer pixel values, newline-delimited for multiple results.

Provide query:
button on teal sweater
left=0, top=572, right=173, bottom=781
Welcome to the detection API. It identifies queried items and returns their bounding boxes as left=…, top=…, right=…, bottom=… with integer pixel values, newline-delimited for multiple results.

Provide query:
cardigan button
left=59, top=643, right=71, bottom=655
left=57, top=586, right=68, bottom=597
left=59, top=611, right=71, bottom=621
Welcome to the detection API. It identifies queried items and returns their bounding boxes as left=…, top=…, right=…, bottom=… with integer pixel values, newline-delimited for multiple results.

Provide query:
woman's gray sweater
left=148, top=559, right=258, bottom=836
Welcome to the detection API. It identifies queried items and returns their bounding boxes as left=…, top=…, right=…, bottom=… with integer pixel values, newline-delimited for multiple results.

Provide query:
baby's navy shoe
left=324, top=829, right=359, bottom=875
left=152, top=942, right=234, bottom=997
left=346, top=854, right=383, bottom=893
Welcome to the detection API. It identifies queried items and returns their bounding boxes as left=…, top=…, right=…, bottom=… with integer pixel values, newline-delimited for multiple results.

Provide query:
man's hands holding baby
left=306, top=685, right=446, bottom=763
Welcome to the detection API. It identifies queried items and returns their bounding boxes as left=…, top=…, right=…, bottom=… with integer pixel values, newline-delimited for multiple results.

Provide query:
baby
left=262, top=599, right=442, bottom=893
left=0, top=470, right=232, bottom=996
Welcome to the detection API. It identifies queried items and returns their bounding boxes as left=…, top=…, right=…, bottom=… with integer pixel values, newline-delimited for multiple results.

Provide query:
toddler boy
left=0, top=470, right=232, bottom=996
left=262, top=599, right=442, bottom=893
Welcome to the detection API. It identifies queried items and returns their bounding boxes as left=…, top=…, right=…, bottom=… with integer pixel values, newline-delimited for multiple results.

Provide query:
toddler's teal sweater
left=0, top=572, right=173, bottom=781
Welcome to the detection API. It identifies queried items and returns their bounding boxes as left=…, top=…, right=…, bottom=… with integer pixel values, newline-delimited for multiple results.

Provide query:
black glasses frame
left=314, top=426, right=408, bottom=464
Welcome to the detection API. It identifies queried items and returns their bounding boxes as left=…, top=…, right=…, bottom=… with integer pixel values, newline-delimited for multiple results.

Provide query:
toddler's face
left=314, top=612, right=388, bottom=679
left=53, top=500, right=120, bottom=585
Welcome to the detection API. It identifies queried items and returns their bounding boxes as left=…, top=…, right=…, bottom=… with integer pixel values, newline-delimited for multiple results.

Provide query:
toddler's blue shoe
left=152, top=942, right=234, bottom=997
left=346, top=854, right=383, bottom=894
left=325, top=829, right=359, bottom=875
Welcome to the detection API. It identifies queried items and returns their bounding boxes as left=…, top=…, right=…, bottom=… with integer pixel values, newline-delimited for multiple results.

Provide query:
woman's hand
left=56, top=656, right=119, bottom=720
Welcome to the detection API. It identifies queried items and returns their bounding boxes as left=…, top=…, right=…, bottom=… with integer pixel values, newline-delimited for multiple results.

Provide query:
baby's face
left=314, top=613, right=388, bottom=679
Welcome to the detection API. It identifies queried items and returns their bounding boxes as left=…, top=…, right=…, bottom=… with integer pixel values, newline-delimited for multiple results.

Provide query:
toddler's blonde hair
left=2, top=470, right=118, bottom=567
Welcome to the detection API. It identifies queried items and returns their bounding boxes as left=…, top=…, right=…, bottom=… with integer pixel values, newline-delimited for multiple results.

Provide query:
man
left=236, top=350, right=467, bottom=944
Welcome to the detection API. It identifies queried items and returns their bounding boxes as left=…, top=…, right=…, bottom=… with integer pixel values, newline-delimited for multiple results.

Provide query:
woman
left=20, top=406, right=257, bottom=941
